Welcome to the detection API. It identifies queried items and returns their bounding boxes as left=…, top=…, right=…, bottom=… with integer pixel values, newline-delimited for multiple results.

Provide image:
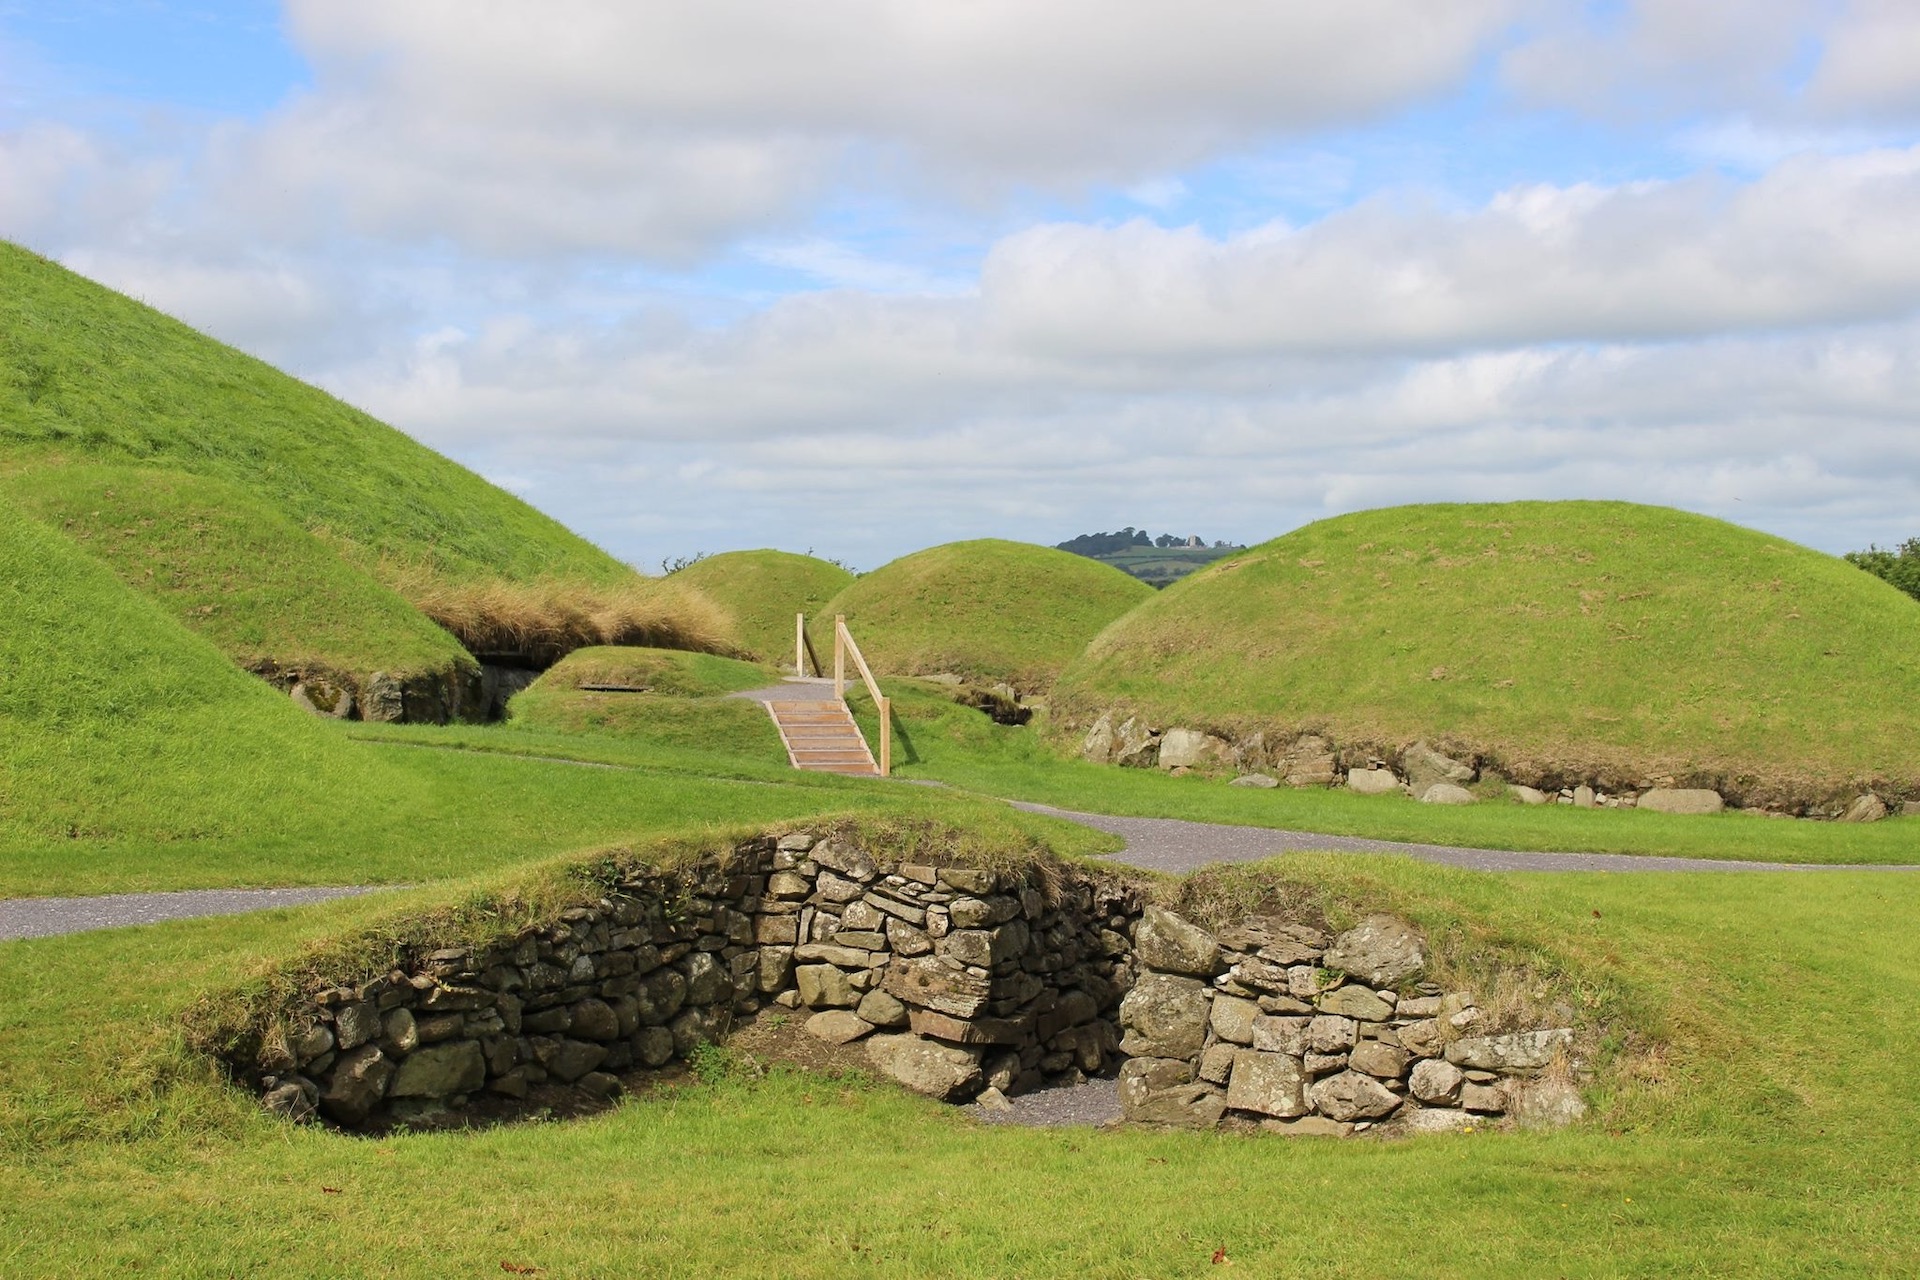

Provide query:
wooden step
left=760, top=694, right=880, bottom=776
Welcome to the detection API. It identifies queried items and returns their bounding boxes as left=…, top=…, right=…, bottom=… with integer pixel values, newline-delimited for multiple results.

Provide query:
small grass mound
left=1056, top=500, right=1920, bottom=804
left=507, top=646, right=783, bottom=759
left=0, top=461, right=470, bottom=684
left=534, top=646, right=776, bottom=698
left=671, top=550, right=854, bottom=663
left=818, top=539, right=1152, bottom=689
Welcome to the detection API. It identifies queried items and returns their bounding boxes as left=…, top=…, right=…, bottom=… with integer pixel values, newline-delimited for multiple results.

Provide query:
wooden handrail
left=832, top=613, right=890, bottom=776
left=793, top=612, right=823, bottom=677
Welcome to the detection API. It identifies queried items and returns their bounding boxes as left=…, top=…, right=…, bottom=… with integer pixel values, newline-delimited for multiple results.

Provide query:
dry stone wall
left=235, top=829, right=1143, bottom=1129
left=1115, top=906, right=1585, bottom=1135
left=227, top=828, right=1586, bottom=1138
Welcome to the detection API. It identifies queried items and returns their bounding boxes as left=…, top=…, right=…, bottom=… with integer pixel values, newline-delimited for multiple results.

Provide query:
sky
left=3, top=2, right=1919, bottom=571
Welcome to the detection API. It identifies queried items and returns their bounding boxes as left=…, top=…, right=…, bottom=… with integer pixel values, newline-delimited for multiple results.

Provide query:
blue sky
left=4, top=1, right=1919, bottom=569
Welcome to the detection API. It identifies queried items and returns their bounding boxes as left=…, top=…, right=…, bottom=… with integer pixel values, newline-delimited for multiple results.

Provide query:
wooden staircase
left=765, top=697, right=880, bottom=777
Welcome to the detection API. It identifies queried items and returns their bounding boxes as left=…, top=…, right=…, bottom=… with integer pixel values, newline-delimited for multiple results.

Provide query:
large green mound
left=672, top=550, right=853, bottom=663
left=819, top=539, right=1153, bottom=689
left=0, top=242, right=626, bottom=583
left=0, top=499, right=415, bottom=847
left=1056, top=501, right=1920, bottom=802
left=0, top=462, right=470, bottom=683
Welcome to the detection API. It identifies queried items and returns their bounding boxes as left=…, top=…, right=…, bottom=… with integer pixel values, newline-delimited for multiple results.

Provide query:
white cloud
left=241, top=0, right=1514, bottom=258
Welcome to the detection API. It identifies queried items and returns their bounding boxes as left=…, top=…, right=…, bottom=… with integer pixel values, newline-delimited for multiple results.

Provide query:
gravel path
left=0, top=886, right=390, bottom=942
left=968, top=1077, right=1123, bottom=1128
left=1011, top=801, right=1920, bottom=875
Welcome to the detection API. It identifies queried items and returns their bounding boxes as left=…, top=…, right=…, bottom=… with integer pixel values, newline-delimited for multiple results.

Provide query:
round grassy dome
left=818, top=539, right=1154, bottom=689
left=1055, top=501, right=1920, bottom=803
left=672, top=550, right=854, bottom=663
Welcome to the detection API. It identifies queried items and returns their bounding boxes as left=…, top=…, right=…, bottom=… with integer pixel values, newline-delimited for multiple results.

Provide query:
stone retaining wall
left=1079, top=712, right=1914, bottom=820
left=226, top=828, right=1586, bottom=1138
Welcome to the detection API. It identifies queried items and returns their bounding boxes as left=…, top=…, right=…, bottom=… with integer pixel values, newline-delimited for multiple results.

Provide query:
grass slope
left=673, top=550, right=854, bottom=663
left=0, top=241, right=624, bottom=583
left=0, top=461, right=470, bottom=681
left=1058, top=501, right=1920, bottom=803
left=821, top=539, right=1152, bottom=689
left=0, top=495, right=422, bottom=851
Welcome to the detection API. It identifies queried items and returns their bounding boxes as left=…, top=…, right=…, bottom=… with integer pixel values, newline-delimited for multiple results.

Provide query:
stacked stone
left=767, top=833, right=1139, bottom=1103
left=256, top=842, right=777, bottom=1126
left=1116, top=909, right=1584, bottom=1135
left=246, top=830, right=1143, bottom=1129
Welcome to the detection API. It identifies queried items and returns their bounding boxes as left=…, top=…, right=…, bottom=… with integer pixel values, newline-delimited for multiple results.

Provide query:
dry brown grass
left=385, top=566, right=740, bottom=665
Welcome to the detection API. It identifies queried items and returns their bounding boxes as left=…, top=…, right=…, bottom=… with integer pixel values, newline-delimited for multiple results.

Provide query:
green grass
left=673, top=550, right=854, bottom=662
left=3, top=850, right=1917, bottom=1275
left=1057, top=501, right=1920, bottom=806
left=0, top=461, right=472, bottom=681
left=0, top=241, right=626, bottom=583
left=853, top=680, right=1920, bottom=865
left=820, top=538, right=1152, bottom=689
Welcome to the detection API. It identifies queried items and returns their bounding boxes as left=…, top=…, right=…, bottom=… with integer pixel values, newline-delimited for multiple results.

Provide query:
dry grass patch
left=389, top=567, right=738, bottom=665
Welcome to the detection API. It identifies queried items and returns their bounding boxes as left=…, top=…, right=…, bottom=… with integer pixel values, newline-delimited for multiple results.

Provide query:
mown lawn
left=2, top=856, right=1915, bottom=1277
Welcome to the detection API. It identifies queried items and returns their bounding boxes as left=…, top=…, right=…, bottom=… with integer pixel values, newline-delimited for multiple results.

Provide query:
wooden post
left=795, top=612, right=805, bottom=676
left=834, top=614, right=846, bottom=700
left=879, top=695, right=891, bottom=776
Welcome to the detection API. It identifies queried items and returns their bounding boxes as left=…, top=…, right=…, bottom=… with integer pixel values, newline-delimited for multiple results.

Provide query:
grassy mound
left=0, top=462, right=469, bottom=684
left=672, top=550, right=854, bottom=663
left=0, top=242, right=625, bottom=583
left=819, top=539, right=1152, bottom=689
left=1056, top=501, right=1920, bottom=803
left=0, top=498, right=418, bottom=847
left=506, top=646, right=783, bottom=759
left=532, top=646, right=775, bottom=698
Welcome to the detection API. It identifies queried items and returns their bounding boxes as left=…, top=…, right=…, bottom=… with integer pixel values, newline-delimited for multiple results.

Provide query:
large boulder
left=1445, top=1028, right=1574, bottom=1072
left=1309, top=1071, right=1402, bottom=1122
left=1224, top=1050, right=1308, bottom=1118
left=1158, top=728, right=1233, bottom=770
left=1402, top=742, right=1474, bottom=793
left=1134, top=907, right=1221, bottom=977
left=1408, top=1058, right=1465, bottom=1104
left=1317, top=985, right=1393, bottom=1021
left=1113, top=717, right=1159, bottom=768
left=319, top=1045, right=393, bottom=1125
left=1347, top=768, right=1401, bottom=796
left=864, top=1033, right=984, bottom=1100
left=1507, top=1079, right=1589, bottom=1129
left=1637, top=788, right=1724, bottom=815
left=1840, top=793, right=1889, bottom=823
left=1081, top=714, right=1117, bottom=763
left=804, top=1010, right=875, bottom=1045
left=1323, top=915, right=1427, bottom=987
left=389, top=1041, right=486, bottom=1098
left=1118, top=972, right=1211, bottom=1058
left=1420, top=783, right=1477, bottom=806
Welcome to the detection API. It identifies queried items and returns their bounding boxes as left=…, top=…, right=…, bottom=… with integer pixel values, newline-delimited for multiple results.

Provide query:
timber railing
left=795, top=612, right=891, bottom=777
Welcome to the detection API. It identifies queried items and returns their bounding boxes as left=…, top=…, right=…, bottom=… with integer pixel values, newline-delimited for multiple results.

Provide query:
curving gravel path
left=0, top=886, right=390, bottom=942
left=1011, top=801, right=1920, bottom=875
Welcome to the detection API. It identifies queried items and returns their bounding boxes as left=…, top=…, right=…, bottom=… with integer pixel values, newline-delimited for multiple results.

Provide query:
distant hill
left=671, top=550, right=854, bottom=664
left=1056, top=528, right=1245, bottom=588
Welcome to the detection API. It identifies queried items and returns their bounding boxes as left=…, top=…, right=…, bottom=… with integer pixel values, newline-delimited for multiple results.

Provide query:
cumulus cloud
left=246, top=0, right=1513, bottom=257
